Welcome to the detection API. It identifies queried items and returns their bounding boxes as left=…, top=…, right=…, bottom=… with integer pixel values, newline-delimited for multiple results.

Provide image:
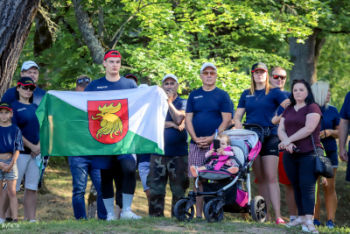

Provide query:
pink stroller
left=174, top=124, right=267, bottom=223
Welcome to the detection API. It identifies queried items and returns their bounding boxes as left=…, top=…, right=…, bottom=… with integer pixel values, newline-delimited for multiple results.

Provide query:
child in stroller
left=190, top=134, right=239, bottom=176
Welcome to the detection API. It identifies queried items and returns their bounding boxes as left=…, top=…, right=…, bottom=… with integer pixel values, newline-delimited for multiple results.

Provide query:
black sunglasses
left=292, top=79, right=307, bottom=84
left=21, top=85, right=36, bottom=91
left=77, top=77, right=91, bottom=84
left=272, top=75, right=286, bottom=80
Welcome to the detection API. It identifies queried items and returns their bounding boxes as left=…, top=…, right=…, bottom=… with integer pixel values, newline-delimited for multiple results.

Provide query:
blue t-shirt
left=277, top=90, right=291, bottom=115
left=237, top=88, right=288, bottom=135
left=0, top=125, right=24, bottom=154
left=84, top=76, right=137, bottom=91
left=340, top=92, right=350, bottom=120
left=12, top=101, right=40, bottom=154
left=231, top=100, right=235, bottom=119
left=1, top=87, right=46, bottom=106
left=162, top=96, right=188, bottom=156
left=186, top=87, right=232, bottom=143
left=320, top=105, right=340, bottom=152
left=84, top=76, right=137, bottom=169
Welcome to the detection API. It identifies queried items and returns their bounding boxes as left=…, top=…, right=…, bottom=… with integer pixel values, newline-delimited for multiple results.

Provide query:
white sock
left=122, top=193, right=134, bottom=211
left=103, top=198, right=115, bottom=215
left=0, top=218, right=5, bottom=223
left=290, top=215, right=297, bottom=221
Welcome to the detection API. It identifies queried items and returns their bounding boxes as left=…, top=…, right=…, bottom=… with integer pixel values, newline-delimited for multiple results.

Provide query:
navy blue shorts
left=325, top=150, right=339, bottom=168
left=91, top=154, right=135, bottom=169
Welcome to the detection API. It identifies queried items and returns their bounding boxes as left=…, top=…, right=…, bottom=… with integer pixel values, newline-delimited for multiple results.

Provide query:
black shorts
left=260, top=134, right=279, bottom=157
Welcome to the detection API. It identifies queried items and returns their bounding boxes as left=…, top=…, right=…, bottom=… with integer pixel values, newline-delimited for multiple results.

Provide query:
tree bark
left=289, top=28, right=325, bottom=85
left=0, top=0, right=40, bottom=99
left=72, top=0, right=105, bottom=64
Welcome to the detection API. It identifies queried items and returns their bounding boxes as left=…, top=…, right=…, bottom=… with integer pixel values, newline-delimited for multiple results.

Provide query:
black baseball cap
left=0, top=102, right=12, bottom=111
left=251, top=62, right=268, bottom=73
left=125, top=73, right=138, bottom=83
left=17, top=77, right=36, bottom=87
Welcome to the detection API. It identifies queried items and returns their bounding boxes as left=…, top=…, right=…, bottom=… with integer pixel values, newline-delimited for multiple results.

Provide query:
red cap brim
left=0, top=107, right=12, bottom=111
left=251, top=68, right=268, bottom=73
left=17, top=82, right=36, bottom=87
left=104, top=51, right=122, bottom=60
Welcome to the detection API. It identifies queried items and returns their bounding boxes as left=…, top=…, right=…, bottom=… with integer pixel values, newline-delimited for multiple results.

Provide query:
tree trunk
left=0, top=0, right=40, bottom=99
left=72, top=0, right=105, bottom=64
left=289, top=28, right=325, bottom=85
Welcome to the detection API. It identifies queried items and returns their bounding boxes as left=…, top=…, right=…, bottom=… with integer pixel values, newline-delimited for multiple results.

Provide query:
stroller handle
left=226, top=123, right=265, bottom=142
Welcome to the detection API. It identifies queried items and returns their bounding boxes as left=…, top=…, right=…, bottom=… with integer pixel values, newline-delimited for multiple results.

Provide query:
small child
left=190, top=134, right=239, bottom=177
left=0, top=102, right=24, bottom=223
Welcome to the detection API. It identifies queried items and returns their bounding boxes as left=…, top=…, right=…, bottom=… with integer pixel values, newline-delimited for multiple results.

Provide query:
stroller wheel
left=250, top=195, right=267, bottom=223
left=204, top=198, right=224, bottom=222
left=174, top=199, right=194, bottom=221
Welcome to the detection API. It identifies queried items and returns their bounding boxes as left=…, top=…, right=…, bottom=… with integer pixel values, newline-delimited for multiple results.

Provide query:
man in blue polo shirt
left=148, top=74, right=189, bottom=217
left=84, top=50, right=140, bottom=220
left=1, top=61, right=46, bottom=106
left=339, top=92, right=350, bottom=183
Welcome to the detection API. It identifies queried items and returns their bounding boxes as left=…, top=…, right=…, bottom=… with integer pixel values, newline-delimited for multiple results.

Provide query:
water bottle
left=214, top=129, right=219, bottom=139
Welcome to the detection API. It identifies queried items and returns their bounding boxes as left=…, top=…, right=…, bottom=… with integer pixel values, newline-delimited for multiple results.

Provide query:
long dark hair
left=289, top=79, right=316, bottom=106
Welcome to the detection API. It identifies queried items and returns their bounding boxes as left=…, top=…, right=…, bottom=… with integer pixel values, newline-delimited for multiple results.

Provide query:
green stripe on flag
left=36, top=94, right=163, bottom=156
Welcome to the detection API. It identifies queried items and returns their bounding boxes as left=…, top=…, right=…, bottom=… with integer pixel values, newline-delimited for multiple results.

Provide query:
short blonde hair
left=311, top=81, right=329, bottom=108
left=217, top=134, right=231, bottom=145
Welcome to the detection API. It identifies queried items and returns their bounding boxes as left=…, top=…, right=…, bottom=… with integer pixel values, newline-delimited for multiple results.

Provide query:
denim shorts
left=138, top=161, right=150, bottom=191
left=0, top=157, right=18, bottom=181
left=325, top=150, right=339, bottom=168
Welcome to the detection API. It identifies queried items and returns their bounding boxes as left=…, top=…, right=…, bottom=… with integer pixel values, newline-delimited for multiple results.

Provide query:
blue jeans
left=69, top=156, right=107, bottom=220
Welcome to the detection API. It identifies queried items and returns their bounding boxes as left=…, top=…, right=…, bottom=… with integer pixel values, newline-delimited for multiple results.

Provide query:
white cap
left=200, top=62, right=217, bottom=73
left=21, top=61, right=39, bottom=71
left=162, top=74, right=178, bottom=83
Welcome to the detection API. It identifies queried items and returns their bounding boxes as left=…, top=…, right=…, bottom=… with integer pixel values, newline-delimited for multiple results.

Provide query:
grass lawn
left=1, top=160, right=350, bottom=233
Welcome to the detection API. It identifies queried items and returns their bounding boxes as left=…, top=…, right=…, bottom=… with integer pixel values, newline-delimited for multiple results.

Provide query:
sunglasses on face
left=272, top=75, right=286, bottom=80
left=21, top=85, right=36, bottom=91
left=201, top=71, right=217, bottom=76
left=77, top=77, right=91, bottom=84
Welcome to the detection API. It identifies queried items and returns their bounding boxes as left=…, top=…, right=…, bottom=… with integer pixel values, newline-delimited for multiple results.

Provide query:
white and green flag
left=36, top=86, right=168, bottom=156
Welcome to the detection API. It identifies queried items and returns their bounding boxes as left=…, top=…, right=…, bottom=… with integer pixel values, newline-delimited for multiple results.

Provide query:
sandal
left=302, top=220, right=319, bottom=233
left=276, top=218, right=286, bottom=225
left=286, top=217, right=304, bottom=228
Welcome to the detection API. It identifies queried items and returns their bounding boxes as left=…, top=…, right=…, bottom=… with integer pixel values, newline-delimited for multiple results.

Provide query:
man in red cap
left=84, top=50, right=140, bottom=220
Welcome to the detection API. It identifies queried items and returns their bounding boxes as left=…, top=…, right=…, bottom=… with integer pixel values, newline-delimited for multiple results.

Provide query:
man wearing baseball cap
left=1, top=61, right=46, bottom=106
left=84, top=50, right=140, bottom=220
left=185, top=62, right=232, bottom=218
left=147, top=74, right=189, bottom=217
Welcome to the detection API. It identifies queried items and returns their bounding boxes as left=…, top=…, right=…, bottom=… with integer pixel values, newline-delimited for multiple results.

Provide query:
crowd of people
left=0, top=50, right=349, bottom=233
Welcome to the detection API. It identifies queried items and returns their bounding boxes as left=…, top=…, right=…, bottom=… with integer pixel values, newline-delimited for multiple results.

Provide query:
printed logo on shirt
left=17, top=108, right=26, bottom=112
left=97, top=86, right=108, bottom=89
left=194, top=95, right=203, bottom=99
left=246, top=95, right=254, bottom=98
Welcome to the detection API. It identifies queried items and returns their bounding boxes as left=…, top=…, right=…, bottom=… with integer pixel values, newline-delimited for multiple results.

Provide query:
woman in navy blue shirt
left=234, top=62, right=289, bottom=224
left=311, top=81, right=339, bottom=229
left=5, top=77, right=41, bottom=222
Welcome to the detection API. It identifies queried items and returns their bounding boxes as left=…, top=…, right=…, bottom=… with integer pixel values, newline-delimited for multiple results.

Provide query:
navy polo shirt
left=12, top=101, right=40, bottom=154
left=277, top=90, right=291, bottom=116
left=161, top=96, right=188, bottom=156
left=0, top=125, right=24, bottom=154
left=1, top=87, right=46, bottom=106
left=237, top=88, right=288, bottom=135
left=320, top=105, right=340, bottom=152
left=84, top=76, right=137, bottom=91
left=84, top=76, right=137, bottom=169
left=186, top=87, right=232, bottom=144
left=340, top=92, right=350, bottom=121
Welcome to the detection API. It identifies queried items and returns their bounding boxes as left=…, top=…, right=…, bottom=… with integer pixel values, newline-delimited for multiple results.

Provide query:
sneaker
left=121, top=207, right=142, bottom=220
left=313, top=218, right=321, bottom=227
left=5, top=217, right=13, bottom=223
left=29, top=220, right=37, bottom=223
left=326, top=219, right=335, bottom=229
left=276, top=218, right=286, bottom=225
left=12, top=219, right=18, bottom=223
left=0, top=218, right=5, bottom=224
left=107, top=213, right=116, bottom=221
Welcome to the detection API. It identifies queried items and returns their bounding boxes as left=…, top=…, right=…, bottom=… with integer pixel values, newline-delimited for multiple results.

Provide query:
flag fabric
left=36, top=86, right=168, bottom=156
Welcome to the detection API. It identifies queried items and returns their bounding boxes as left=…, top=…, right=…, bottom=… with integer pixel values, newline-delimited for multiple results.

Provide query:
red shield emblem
left=88, top=99, right=129, bottom=144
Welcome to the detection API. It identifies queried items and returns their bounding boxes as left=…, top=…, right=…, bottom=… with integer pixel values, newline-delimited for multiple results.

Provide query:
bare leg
left=261, top=156, right=281, bottom=220
left=252, top=155, right=271, bottom=221
left=24, top=189, right=37, bottom=220
left=6, top=180, right=18, bottom=220
left=284, top=184, right=298, bottom=217
left=0, top=189, right=10, bottom=219
left=115, top=205, right=122, bottom=219
left=145, top=188, right=151, bottom=206
left=193, top=178, right=203, bottom=218
left=323, top=169, right=337, bottom=221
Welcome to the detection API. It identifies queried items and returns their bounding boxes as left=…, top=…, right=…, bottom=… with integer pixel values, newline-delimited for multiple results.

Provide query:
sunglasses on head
left=272, top=75, right=286, bottom=80
left=77, top=77, right=91, bottom=84
left=201, top=71, right=217, bottom=76
left=292, top=79, right=307, bottom=84
left=21, top=85, right=36, bottom=91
